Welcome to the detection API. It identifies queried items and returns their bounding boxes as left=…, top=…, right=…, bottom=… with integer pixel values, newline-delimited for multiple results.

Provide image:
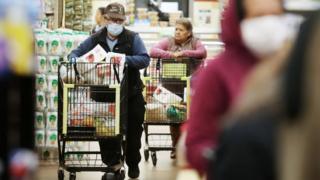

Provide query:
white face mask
left=107, top=23, right=124, bottom=36
left=240, top=14, right=302, bottom=58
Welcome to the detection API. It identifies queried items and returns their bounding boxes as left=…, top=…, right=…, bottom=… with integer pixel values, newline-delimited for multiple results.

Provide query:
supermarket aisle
left=37, top=127, right=178, bottom=180
left=36, top=151, right=178, bottom=180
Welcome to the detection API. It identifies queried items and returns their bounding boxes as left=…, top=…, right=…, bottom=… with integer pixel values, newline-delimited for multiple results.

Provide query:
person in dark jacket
left=69, top=3, right=150, bottom=179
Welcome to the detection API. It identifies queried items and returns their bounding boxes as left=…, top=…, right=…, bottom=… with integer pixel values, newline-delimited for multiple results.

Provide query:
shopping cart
left=57, top=62, right=128, bottom=180
left=142, top=58, right=202, bottom=166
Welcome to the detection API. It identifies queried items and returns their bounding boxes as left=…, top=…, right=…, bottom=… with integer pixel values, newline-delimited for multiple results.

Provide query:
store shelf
left=285, top=1, right=320, bottom=11
left=127, top=26, right=220, bottom=35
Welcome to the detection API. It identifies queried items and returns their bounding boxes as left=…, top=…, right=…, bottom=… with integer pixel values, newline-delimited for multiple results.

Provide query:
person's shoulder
left=124, top=28, right=138, bottom=37
left=203, top=55, right=228, bottom=72
left=91, top=27, right=107, bottom=39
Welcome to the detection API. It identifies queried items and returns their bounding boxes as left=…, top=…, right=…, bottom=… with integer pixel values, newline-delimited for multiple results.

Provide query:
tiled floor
left=36, top=128, right=179, bottom=180
left=36, top=151, right=178, bottom=180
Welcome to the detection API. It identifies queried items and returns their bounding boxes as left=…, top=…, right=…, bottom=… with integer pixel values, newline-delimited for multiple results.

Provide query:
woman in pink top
left=150, top=18, right=207, bottom=159
left=150, top=18, right=207, bottom=60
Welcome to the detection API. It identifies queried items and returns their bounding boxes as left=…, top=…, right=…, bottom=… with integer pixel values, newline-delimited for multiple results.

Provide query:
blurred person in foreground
left=185, top=0, right=298, bottom=175
left=150, top=18, right=207, bottom=159
left=91, top=7, right=107, bottom=34
left=69, top=3, right=150, bottom=179
left=208, top=11, right=311, bottom=180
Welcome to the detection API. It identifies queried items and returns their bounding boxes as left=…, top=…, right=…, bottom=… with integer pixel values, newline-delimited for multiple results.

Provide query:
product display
left=47, top=75, right=58, bottom=93
left=47, top=93, right=58, bottom=111
left=48, top=56, right=59, bottom=73
left=35, top=32, right=47, bottom=55
left=169, top=11, right=182, bottom=26
left=36, top=74, right=47, bottom=91
left=36, top=56, right=47, bottom=73
left=46, top=112, right=58, bottom=129
left=64, top=0, right=93, bottom=31
left=48, top=33, right=63, bottom=55
left=35, top=130, right=45, bottom=147
left=34, top=28, right=89, bottom=160
left=148, top=11, right=159, bottom=26
left=125, top=0, right=135, bottom=25
left=35, top=112, right=45, bottom=129
left=46, top=130, right=58, bottom=147
left=36, top=91, right=47, bottom=111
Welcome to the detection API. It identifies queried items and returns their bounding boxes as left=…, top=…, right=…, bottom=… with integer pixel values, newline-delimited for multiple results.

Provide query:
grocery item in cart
left=36, top=56, right=47, bottom=73
left=36, top=91, right=46, bottom=110
left=35, top=74, right=47, bottom=90
left=77, top=44, right=107, bottom=63
left=47, top=75, right=58, bottom=92
left=35, top=112, right=45, bottom=129
left=166, top=104, right=187, bottom=121
left=46, top=130, right=58, bottom=147
left=48, top=56, right=59, bottom=73
left=153, top=86, right=183, bottom=104
left=95, top=117, right=115, bottom=136
left=47, top=93, right=58, bottom=111
left=35, top=130, right=45, bottom=146
left=145, top=103, right=167, bottom=121
left=59, top=64, right=82, bottom=84
left=83, top=116, right=94, bottom=127
left=46, top=112, right=58, bottom=129
left=70, top=101, right=114, bottom=121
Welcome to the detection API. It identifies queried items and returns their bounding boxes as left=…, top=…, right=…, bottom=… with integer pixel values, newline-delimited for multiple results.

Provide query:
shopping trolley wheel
left=58, top=168, right=64, bottom=180
left=118, top=170, right=125, bottom=180
left=151, top=152, right=157, bottom=166
left=69, top=172, right=76, bottom=180
left=144, top=149, right=149, bottom=161
left=102, top=172, right=115, bottom=180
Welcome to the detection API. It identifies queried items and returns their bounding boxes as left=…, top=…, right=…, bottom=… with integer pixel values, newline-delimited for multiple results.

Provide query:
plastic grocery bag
left=153, top=86, right=183, bottom=104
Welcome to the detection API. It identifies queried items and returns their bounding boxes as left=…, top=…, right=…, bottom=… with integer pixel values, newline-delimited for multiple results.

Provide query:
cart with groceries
left=57, top=59, right=128, bottom=180
left=142, top=58, right=201, bottom=166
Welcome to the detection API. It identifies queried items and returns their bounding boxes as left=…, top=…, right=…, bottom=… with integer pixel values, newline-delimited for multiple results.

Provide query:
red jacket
left=185, top=0, right=258, bottom=173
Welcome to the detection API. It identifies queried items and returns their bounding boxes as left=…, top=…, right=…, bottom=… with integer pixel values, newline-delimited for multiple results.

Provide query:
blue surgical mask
left=107, top=23, right=123, bottom=36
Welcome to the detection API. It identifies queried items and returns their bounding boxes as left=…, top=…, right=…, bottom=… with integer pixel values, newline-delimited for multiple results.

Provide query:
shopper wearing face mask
left=207, top=10, right=306, bottom=180
left=240, top=2, right=302, bottom=59
left=150, top=18, right=207, bottom=60
left=69, top=3, right=150, bottom=179
left=184, top=0, right=299, bottom=175
left=150, top=18, right=207, bottom=159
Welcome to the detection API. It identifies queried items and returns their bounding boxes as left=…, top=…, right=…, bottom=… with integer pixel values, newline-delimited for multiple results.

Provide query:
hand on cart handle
left=172, top=52, right=184, bottom=59
left=70, top=57, right=77, bottom=64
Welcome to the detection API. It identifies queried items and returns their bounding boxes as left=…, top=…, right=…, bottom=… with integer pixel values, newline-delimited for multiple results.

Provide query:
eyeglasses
left=104, top=17, right=124, bottom=24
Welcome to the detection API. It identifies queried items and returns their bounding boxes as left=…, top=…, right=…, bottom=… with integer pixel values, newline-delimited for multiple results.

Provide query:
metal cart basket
left=57, top=62, right=128, bottom=180
left=142, top=58, right=201, bottom=166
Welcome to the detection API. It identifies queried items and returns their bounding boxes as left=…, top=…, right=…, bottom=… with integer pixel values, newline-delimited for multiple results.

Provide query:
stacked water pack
left=34, top=28, right=89, bottom=160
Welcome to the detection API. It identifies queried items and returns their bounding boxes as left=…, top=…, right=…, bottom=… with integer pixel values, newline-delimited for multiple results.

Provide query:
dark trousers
left=99, top=93, right=145, bottom=168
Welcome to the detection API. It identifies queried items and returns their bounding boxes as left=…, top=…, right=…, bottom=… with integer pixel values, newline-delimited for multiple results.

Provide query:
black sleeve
left=209, top=118, right=275, bottom=180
